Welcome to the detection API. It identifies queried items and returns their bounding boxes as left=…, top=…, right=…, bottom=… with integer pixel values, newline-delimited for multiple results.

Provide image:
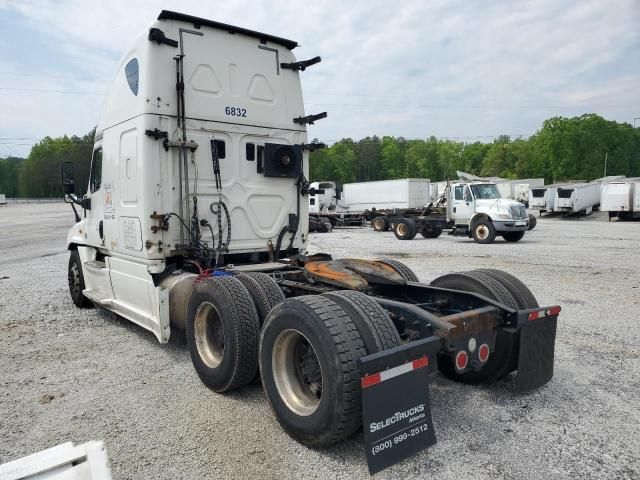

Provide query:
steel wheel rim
left=194, top=301, right=225, bottom=368
left=398, top=223, right=407, bottom=236
left=373, top=218, right=383, bottom=230
left=476, top=225, right=488, bottom=240
left=272, top=329, right=323, bottom=416
left=69, top=261, right=81, bottom=297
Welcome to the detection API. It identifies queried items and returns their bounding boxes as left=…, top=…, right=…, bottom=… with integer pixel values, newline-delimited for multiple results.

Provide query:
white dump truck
left=600, top=178, right=640, bottom=220
left=62, top=11, right=560, bottom=474
left=373, top=181, right=534, bottom=243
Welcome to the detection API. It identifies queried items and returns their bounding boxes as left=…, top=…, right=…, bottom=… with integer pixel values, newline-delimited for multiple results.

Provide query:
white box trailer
left=554, top=183, right=601, bottom=214
left=528, top=184, right=567, bottom=214
left=429, top=181, right=449, bottom=201
left=0, top=193, right=6, bottom=205
left=600, top=178, right=640, bottom=220
left=494, top=179, right=544, bottom=205
left=342, top=178, right=430, bottom=211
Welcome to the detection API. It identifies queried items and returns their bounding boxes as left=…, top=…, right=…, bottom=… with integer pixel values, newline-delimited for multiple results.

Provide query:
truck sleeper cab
left=63, top=11, right=560, bottom=473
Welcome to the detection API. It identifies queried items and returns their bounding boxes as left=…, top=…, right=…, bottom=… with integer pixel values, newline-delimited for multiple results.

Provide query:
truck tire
left=372, top=216, right=389, bottom=232
left=186, top=276, right=261, bottom=392
left=474, top=269, right=539, bottom=309
left=421, top=225, right=443, bottom=238
left=376, top=258, right=419, bottom=282
left=320, top=217, right=333, bottom=232
left=502, top=231, right=525, bottom=242
left=527, top=214, right=537, bottom=230
left=68, top=250, right=93, bottom=308
left=260, top=296, right=366, bottom=448
left=323, top=290, right=401, bottom=353
left=393, top=218, right=417, bottom=240
left=430, top=271, right=519, bottom=384
left=236, top=272, right=285, bottom=325
left=471, top=218, right=496, bottom=244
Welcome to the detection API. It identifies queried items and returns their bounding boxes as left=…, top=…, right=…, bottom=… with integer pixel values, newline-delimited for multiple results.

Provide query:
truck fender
left=67, top=219, right=88, bottom=250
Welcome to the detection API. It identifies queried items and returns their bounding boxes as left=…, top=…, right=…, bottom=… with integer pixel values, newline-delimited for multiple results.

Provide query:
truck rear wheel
left=502, top=231, right=525, bottom=242
left=372, top=216, right=389, bottom=232
left=68, top=250, right=92, bottom=308
left=260, top=296, right=365, bottom=447
left=430, top=271, right=519, bottom=384
left=471, top=219, right=496, bottom=244
left=474, top=269, right=538, bottom=309
left=528, top=214, right=537, bottom=230
left=393, top=218, right=417, bottom=240
left=323, top=290, right=401, bottom=353
left=236, top=272, right=285, bottom=325
left=376, top=258, right=419, bottom=282
left=186, top=276, right=260, bottom=392
left=421, top=225, right=443, bottom=238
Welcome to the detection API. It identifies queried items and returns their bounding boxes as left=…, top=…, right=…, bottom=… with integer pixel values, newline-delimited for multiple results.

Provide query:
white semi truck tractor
left=62, top=11, right=561, bottom=473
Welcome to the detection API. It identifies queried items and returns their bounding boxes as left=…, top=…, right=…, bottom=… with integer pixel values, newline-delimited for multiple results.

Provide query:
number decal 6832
left=224, top=106, right=247, bottom=117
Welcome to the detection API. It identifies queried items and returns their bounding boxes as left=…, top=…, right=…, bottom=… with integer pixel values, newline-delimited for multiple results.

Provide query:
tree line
left=309, top=114, right=640, bottom=184
left=0, top=129, right=94, bottom=198
left=1, top=114, right=639, bottom=198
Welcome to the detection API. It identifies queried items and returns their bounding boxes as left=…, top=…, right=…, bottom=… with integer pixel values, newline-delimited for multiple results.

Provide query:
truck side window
left=454, top=185, right=464, bottom=200
left=463, top=186, right=472, bottom=202
left=125, top=58, right=139, bottom=96
left=310, top=198, right=316, bottom=205
left=90, top=148, right=103, bottom=193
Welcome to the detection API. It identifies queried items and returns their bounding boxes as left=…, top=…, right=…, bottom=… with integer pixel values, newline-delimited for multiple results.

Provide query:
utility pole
left=603, top=152, right=608, bottom=178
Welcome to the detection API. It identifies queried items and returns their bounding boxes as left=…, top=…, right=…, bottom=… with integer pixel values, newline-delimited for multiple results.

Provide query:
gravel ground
left=0, top=203, right=638, bottom=479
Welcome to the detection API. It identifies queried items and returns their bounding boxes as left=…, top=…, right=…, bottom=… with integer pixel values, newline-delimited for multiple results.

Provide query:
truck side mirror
left=463, top=188, right=472, bottom=203
left=61, top=162, right=76, bottom=195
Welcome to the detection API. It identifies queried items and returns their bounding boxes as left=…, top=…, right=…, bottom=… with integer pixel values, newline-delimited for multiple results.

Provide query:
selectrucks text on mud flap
left=369, top=403, right=426, bottom=433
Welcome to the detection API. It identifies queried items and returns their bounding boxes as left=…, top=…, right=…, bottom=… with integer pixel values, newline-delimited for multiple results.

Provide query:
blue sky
left=0, top=0, right=638, bottom=158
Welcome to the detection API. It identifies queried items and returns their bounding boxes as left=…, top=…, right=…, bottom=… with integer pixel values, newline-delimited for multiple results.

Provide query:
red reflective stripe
left=361, top=372, right=381, bottom=389
left=528, top=310, right=540, bottom=321
left=412, top=356, right=429, bottom=370
left=361, top=356, right=429, bottom=388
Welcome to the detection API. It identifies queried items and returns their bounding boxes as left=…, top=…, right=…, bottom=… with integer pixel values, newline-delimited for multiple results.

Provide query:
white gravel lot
left=0, top=203, right=638, bottom=479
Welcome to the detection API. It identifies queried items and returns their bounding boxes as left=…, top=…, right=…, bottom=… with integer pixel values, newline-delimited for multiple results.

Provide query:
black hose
left=274, top=226, right=289, bottom=261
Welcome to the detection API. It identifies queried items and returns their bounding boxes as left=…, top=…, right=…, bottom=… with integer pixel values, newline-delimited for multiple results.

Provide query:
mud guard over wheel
left=358, top=337, right=440, bottom=474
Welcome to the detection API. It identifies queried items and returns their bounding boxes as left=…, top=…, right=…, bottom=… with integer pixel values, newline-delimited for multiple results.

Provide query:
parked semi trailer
left=528, top=184, right=566, bottom=215
left=374, top=181, right=534, bottom=243
left=61, top=11, right=560, bottom=474
left=554, top=183, right=601, bottom=215
left=601, top=178, right=640, bottom=220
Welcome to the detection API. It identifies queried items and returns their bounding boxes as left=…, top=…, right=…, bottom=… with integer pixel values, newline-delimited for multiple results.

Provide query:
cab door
left=85, top=145, right=105, bottom=248
left=451, top=184, right=475, bottom=225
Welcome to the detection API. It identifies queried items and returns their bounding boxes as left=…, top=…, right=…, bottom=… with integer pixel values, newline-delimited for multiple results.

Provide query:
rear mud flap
left=515, top=315, right=558, bottom=392
left=358, top=337, right=441, bottom=475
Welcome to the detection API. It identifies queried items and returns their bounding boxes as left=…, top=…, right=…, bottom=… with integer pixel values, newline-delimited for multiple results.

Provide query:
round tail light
left=478, top=343, right=490, bottom=363
left=455, top=350, right=468, bottom=371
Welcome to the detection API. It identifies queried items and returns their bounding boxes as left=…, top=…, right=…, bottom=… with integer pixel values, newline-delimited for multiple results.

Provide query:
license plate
left=515, top=221, right=526, bottom=226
